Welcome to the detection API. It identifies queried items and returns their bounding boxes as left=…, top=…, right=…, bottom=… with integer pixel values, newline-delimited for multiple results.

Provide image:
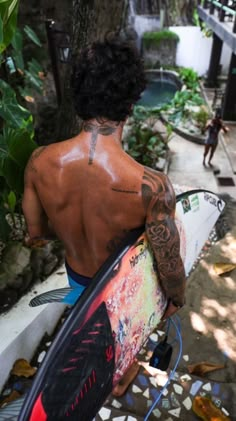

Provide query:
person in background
left=203, top=109, right=228, bottom=167
left=22, top=36, right=186, bottom=396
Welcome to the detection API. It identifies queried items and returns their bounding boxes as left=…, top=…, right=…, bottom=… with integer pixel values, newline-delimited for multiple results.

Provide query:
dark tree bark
left=160, top=0, right=197, bottom=26
left=57, top=0, right=128, bottom=140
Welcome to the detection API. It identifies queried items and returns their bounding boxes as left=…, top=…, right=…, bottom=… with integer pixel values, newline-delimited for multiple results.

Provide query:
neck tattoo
left=83, top=121, right=119, bottom=165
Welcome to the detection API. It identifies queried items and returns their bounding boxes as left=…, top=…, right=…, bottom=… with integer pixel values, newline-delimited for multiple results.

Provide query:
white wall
left=221, top=42, right=232, bottom=75
left=169, top=26, right=231, bottom=76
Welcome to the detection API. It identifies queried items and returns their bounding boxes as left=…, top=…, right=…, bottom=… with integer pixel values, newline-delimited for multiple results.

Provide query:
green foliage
left=23, top=24, right=42, bottom=47
left=0, top=2, right=40, bottom=242
left=3, top=25, right=44, bottom=97
left=160, top=66, right=209, bottom=135
left=0, top=79, right=32, bottom=127
left=0, top=0, right=19, bottom=53
left=178, top=67, right=199, bottom=91
left=194, top=106, right=210, bottom=134
left=142, top=30, right=180, bottom=48
left=193, top=7, right=213, bottom=37
left=132, top=105, right=160, bottom=122
left=171, top=90, right=204, bottom=109
left=162, top=85, right=205, bottom=128
left=125, top=106, right=170, bottom=168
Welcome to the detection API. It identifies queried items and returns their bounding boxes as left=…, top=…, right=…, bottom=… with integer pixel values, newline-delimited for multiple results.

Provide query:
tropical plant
left=0, top=0, right=19, bottom=53
left=125, top=106, right=171, bottom=168
left=178, top=67, right=199, bottom=92
left=193, top=7, right=213, bottom=38
left=160, top=74, right=207, bottom=132
left=194, top=106, right=210, bottom=134
left=0, top=0, right=42, bottom=242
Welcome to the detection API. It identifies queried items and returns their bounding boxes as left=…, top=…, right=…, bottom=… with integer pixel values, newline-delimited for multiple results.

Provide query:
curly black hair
left=71, top=37, right=146, bottom=122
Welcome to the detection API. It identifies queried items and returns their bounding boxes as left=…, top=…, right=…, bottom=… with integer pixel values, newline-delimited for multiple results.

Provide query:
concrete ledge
left=0, top=266, right=67, bottom=392
left=160, top=114, right=205, bottom=145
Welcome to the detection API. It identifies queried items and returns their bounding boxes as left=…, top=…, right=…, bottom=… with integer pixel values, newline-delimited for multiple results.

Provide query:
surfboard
left=14, top=190, right=225, bottom=420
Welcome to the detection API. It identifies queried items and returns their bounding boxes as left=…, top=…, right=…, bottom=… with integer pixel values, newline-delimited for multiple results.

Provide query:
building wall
left=169, top=26, right=231, bottom=76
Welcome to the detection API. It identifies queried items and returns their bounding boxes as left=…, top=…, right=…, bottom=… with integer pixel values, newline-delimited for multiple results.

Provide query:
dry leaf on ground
left=192, top=395, right=231, bottom=420
left=213, top=263, right=236, bottom=276
left=188, top=361, right=225, bottom=376
left=11, top=359, right=36, bottom=378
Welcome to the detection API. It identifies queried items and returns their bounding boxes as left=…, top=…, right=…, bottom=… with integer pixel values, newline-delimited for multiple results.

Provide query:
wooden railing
left=198, top=0, right=236, bottom=29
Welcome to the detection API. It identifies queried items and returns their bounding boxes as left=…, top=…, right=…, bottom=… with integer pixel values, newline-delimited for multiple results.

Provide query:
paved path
left=168, top=131, right=236, bottom=200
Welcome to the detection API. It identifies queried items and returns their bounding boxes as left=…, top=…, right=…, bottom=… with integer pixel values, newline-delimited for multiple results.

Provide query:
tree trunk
left=160, top=0, right=197, bottom=26
left=57, top=0, right=128, bottom=140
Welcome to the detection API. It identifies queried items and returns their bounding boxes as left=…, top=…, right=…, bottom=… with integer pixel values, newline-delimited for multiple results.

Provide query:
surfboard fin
left=29, top=286, right=83, bottom=307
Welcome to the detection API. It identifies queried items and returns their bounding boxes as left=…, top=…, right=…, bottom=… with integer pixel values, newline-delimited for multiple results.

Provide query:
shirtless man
left=22, top=37, right=186, bottom=396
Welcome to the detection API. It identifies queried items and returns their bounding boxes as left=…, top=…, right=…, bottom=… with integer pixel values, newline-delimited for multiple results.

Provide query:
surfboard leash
left=144, top=315, right=183, bottom=420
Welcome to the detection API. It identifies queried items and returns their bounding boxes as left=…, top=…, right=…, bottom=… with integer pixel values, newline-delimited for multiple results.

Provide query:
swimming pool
left=137, top=70, right=182, bottom=108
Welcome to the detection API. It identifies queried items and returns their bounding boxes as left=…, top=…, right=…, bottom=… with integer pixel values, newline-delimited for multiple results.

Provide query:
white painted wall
left=221, top=42, right=232, bottom=75
left=169, top=26, right=231, bottom=76
left=0, top=268, right=67, bottom=392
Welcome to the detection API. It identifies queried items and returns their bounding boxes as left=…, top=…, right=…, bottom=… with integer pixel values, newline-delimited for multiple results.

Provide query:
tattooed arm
left=142, top=167, right=186, bottom=318
left=22, top=148, right=55, bottom=244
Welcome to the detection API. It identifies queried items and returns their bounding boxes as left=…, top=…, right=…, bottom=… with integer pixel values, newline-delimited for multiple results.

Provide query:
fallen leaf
left=188, top=362, right=225, bottom=376
left=17, top=68, right=24, bottom=75
left=11, top=359, right=37, bottom=378
left=213, top=263, right=236, bottom=276
left=0, top=390, right=21, bottom=408
left=192, top=396, right=231, bottom=420
left=24, top=95, right=35, bottom=103
left=38, top=71, right=46, bottom=80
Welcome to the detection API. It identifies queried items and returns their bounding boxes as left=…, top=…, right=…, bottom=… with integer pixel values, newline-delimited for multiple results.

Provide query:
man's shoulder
left=142, top=166, right=174, bottom=201
left=143, top=166, right=169, bottom=184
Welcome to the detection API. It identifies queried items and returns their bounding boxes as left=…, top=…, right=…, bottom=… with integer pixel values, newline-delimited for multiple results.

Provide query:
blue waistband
left=65, top=260, right=92, bottom=287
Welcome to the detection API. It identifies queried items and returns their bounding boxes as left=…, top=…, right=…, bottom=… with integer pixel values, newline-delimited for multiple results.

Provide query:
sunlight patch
left=190, top=312, right=207, bottom=334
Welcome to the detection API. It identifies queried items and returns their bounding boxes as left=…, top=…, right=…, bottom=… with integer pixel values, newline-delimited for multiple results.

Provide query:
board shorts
left=65, top=260, right=92, bottom=298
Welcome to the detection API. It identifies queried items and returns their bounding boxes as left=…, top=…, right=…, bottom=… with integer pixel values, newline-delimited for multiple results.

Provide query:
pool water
left=137, top=79, right=178, bottom=108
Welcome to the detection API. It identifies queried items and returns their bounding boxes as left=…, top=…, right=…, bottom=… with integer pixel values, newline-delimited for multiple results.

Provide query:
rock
left=7, top=275, right=24, bottom=290
left=43, top=255, right=58, bottom=277
left=21, top=268, right=34, bottom=291
left=0, top=266, right=11, bottom=290
left=0, top=289, right=18, bottom=312
left=30, top=249, right=44, bottom=278
left=2, top=242, right=31, bottom=277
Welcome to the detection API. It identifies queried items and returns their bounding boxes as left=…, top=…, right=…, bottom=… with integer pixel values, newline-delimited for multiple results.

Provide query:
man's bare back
left=23, top=118, right=185, bottom=316
left=23, top=120, right=147, bottom=276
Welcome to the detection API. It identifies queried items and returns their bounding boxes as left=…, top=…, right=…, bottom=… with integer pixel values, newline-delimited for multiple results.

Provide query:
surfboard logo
left=181, top=197, right=191, bottom=213
left=204, top=192, right=223, bottom=212
left=129, top=246, right=148, bottom=268
left=190, top=194, right=200, bottom=212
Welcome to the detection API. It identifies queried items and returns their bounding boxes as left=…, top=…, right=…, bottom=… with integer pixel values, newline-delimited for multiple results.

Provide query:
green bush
left=194, top=106, right=210, bottom=134
left=125, top=106, right=171, bottom=168
left=0, top=0, right=41, bottom=242
left=178, top=67, right=199, bottom=91
left=142, top=30, right=180, bottom=48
